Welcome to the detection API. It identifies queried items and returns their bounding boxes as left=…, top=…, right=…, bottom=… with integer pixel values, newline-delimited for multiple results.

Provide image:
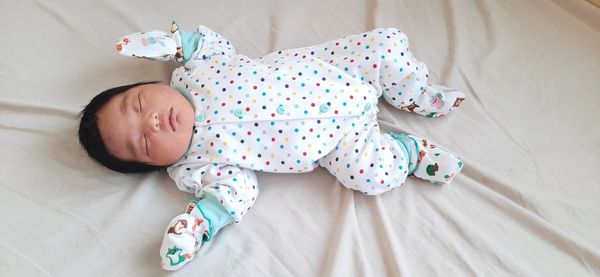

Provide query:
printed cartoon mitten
left=407, top=84, right=466, bottom=118
left=159, top=201, right=209, bottom=271
left=116, top=21, right=200, bottom=63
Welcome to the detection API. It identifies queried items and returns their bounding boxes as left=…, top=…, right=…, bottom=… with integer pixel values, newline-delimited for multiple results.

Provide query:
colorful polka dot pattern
left=167, top=162, right=258, bottom=223
left=168, top=26, right=460, bottom=208
left=318, top=116, right=410, bottom=195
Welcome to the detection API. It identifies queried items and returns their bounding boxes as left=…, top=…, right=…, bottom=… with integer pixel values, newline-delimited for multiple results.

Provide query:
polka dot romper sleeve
left=167, top=162, right=258, bottom=223
left=184, top=25, right=236, bottom=68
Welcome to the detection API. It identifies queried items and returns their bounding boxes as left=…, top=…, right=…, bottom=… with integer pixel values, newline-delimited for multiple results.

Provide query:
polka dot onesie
left=116, top=24, right=466, bottom=270
left=155, top=25, right=465, bottom=221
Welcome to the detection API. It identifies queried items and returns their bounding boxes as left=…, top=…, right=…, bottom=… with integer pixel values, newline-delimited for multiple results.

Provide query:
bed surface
left=1, top=0, right=600, bottom=276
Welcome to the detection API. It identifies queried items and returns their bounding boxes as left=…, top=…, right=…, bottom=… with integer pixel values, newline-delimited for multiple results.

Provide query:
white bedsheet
left=1, top=0, right=599, bottom=276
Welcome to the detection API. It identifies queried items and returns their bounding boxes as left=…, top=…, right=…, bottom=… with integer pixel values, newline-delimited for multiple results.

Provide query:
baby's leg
left=302, top=28, right=465, bottom=117
left=388, top=133, right=463, bottom=185
left=318, top=116, right=410, bottom=195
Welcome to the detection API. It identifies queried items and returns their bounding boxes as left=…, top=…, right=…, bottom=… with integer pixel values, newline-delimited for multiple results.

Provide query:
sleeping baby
left=78, top=22, right=465, bottom=270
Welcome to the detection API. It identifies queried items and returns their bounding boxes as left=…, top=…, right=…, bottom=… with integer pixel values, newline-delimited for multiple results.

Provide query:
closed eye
left=138, top=93, right=143, bottom=113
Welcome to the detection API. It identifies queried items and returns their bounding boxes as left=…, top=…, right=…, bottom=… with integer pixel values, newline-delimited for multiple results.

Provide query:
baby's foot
left=410, top=136, right=464, bottom=185
left=416, top=84, right=465, bottom=118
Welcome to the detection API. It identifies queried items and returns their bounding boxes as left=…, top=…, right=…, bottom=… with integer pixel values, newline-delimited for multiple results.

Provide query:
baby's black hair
left=78, top=81, right=164, bottom=173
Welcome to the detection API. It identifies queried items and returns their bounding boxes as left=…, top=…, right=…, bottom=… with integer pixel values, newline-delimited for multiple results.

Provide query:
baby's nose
left=146, top=111, right=160, bottom=132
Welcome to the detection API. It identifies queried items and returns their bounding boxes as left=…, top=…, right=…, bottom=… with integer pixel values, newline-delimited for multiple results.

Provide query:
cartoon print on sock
left=430, top=93, right=445, bottom=109
left=401, top=102, right=420, bottom=112
left=426, top=163, right=439, bottom=176
left=418, top=150, right=426, bottom=164
left=453, top=97, right=465, bottom=107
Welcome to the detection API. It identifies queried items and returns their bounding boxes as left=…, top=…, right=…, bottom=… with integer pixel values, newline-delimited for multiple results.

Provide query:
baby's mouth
left=169, top=107, right=176, bottom=132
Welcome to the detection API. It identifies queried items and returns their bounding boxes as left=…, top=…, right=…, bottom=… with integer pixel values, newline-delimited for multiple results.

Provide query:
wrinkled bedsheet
left=1, top=0, right=599, bottom=276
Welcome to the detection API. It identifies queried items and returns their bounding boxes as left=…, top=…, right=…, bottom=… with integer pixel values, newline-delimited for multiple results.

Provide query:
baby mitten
left=115, top=21, right=200, bottom=63
left=159, top=201, right=209, bottom=271
left=115, top=29, right=178, bottom=61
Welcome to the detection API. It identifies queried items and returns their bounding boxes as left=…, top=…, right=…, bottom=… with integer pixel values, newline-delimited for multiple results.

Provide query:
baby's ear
left=115, top=30, right=178, bottom=61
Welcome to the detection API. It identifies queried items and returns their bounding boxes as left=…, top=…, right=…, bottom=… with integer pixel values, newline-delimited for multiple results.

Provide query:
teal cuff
left=388, top=132, right=420, bottom=175
left=179, top=30, right=201, bottom=62
left=195, top=195, right=234, bottom=241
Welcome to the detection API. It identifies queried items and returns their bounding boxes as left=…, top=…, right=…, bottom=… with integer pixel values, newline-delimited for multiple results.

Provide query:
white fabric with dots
left=168, top=26, right=458, bottom=220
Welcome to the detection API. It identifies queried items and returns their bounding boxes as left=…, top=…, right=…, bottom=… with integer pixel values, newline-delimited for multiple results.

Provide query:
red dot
left=230, top=80, right=234, bottom=84
left=373, top=64, right=377, bottom=68
left=311, top=103, right=315, bottom=107
left=266, top=161, right=270, bottom=165
left=316, top=83, right=320, bottom=86
left=247, top=131, right=252, bottom=135
left=216, top=172, right=221, bottom=176
left=360, top=169, right=364, bottom=174
left=271, top=137, right=276, bottom=142
left=271, top=113, right=275, bottom=117
left=329, top=134, right=333, bottom=138
left=309, top=128, right=314, bottom=132
left=221, top=103, right=226, bottom=106
left=387, top=49, right=392, bottom=53
left=357, top=42, right=361, bottom=46
left=303, top=152, right=307, bottom=156
left=253, top=86, right=257, bottom=90
left=335, top=42, right=340, bottom=46
left=242, top=156, right=246, bottom=160
left=246, top=107, right=250, bottom=111
left=381, top=180, right=385, bottom=184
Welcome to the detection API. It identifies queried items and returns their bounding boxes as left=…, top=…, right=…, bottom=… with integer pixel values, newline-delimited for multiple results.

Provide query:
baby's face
left=96, top=84, right=195, bottom=167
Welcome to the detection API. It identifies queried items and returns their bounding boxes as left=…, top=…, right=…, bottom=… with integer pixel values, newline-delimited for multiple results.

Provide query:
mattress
left=1, top=0, right=599, bottom=276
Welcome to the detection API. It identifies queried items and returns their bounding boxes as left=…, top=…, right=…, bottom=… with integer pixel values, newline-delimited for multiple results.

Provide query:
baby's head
left=78, top=82, right=195, bottom=173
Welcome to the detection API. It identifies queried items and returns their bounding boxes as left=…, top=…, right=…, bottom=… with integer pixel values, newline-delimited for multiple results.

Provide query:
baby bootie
left=160, top=201, right=209, bottom=271
left=412, top=84, right=466, bottom=118
left=389, top=133, right=463, bottom=185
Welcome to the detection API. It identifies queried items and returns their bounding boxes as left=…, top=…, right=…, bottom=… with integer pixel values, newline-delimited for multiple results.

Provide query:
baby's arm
left=115, top=22, right=235, bottom=65
left=160, top=163, right=259, bottom=270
